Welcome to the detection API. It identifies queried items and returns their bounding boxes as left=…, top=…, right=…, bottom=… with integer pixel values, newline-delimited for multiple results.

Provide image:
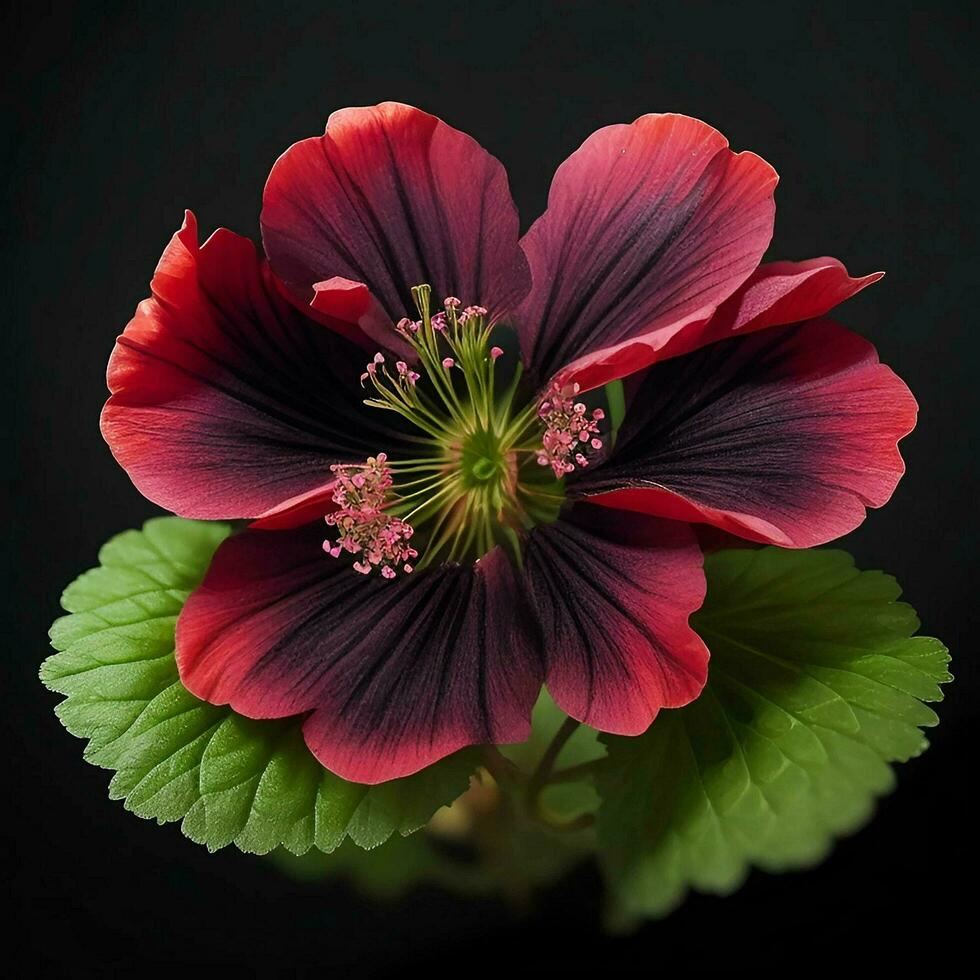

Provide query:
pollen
left=537, top=381, right=605, bottom=478
left=323, top=453, right=418, bottom=578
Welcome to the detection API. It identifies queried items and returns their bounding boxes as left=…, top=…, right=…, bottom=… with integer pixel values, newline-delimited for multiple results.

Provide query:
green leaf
left=42, top=517, right=477, bottom=855
left=596, top=547, right=951, bottom=924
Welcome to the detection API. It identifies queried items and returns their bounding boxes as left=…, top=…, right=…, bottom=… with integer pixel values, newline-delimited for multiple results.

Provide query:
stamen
left=395, top=360, right=420, bottom=385
left=395, top=316, right=420, bottom=337
left=323, top=454, right=417, bottom=577
left=537, top=381, right=605, bottom=478
left=327, top=284, right=577, bottom=577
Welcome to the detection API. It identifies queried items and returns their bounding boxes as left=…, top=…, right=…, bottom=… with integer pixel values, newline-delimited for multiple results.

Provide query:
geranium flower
left=101, top=103, right=916, bottom=783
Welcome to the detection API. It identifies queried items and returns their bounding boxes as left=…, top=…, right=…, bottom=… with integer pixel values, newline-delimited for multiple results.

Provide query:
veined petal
left=261, top=102, right=530, bottom=331
left=176, top=526, right=544, bottom=784
left=573, top=320, right=917, bottom=547
left=101, top=212, right=411, bottom=520
left=701, top=257, right=883, bottom=339
left=517, top=113, right=777, bottom=387
left=562, top=256, right=884, bottom=392
left=522, top=505, right=709, bottom=734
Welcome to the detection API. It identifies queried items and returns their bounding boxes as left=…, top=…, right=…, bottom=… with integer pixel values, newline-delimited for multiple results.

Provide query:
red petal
left=517, top=113, right=777, bottom=387
left=573, top=320, right=917, bottom=547
left=101, top=212, right=413, bottom=520
left=249, top=482, right=340, bottom=530
left=309, top=277, right=413, bottom=356
left=261, top=102, right=530, bottom=330
left=705, top=257, right=883, bottom=337
left=523, top=505, right=708, bottom=734
left=565, top=256, right=884, bottom=392
left=176, top=526, right=543, bottom=784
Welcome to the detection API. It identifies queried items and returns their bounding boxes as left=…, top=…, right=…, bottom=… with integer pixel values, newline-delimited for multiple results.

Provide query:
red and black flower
left=101, top=103, right=916, bottom=783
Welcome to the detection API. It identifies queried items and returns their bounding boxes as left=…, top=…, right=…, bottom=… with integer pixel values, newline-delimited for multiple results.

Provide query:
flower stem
left=525, top=716, right=580, bottom=816
left=545, top=758, right=603, bottom=784
left=482, top=745, right=524, bottom=786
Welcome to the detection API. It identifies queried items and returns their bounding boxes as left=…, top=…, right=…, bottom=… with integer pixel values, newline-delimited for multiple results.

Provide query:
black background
left=7, top=1, right=977, bottom=973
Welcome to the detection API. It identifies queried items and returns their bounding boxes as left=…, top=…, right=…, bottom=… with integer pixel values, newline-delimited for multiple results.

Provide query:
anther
left=323, top=454, right=417, bottom=578
left=537, top=380, right=605, bottom=478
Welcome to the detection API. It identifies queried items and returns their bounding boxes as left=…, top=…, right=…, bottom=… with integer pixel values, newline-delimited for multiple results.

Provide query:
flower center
left=323, top=284, right=604, bottom=577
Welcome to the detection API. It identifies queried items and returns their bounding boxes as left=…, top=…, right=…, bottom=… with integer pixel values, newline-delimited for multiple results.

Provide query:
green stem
left=482, top=745, right=524, bottom=786
left=525, top=716, right=580, bottom=817
left=545, top=758, right=603, bottom=785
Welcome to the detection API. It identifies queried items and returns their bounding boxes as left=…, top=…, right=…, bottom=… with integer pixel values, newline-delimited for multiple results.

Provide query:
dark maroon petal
left=573, top=320, right=917, bottom=547
left=176, top=525, right=544, bottom=784
left=101, top=212, right=412, bottom=520
left=522, top=505, right=708, bottom=734
left=517, top=113, right=777, bottom=388
left=261, top=102, right=530, bottom=330
left=565, top=256, right=884, bottom=392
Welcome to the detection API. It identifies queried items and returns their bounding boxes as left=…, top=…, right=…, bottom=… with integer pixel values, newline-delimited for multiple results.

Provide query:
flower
left=101, top=103, right=916, bottom=783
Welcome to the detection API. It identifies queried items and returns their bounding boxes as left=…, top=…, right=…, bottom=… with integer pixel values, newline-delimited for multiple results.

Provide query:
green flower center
left=325, top=285, right=603, bottom=577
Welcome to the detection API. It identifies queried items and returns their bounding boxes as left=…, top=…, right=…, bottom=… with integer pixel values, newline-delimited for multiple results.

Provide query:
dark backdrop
left=7, top=1, right=977, bottom=973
